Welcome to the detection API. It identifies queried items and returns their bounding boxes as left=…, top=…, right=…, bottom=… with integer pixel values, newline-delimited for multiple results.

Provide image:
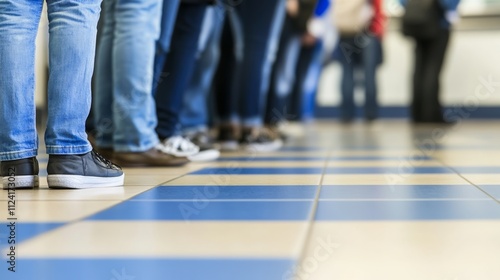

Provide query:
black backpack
left=402, top=0, right=444, bottom=40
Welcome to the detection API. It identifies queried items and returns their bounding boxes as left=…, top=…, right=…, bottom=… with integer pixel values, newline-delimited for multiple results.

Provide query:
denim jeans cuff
left=46, top=144, right=92, bottom=155
left=0, top=149, right=38, bottom=161
left=241, top=117, right=262, bottom=128
left=113, top=139, right=159, bottom=153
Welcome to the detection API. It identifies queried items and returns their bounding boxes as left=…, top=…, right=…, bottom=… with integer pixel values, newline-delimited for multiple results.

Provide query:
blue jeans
left=93, top=0, right=163, bottom=152
left=338, top=35, right=381, bottom=120
left=291, top=40, right=324, bottom=121
left=0, top=0, right=100, bottom=161
left=216, top=0, right=286, bottom=127
left=265, top=15, right=302, bottom=125
left=180, top=6, right=225, bottom=133
left=154, top=3, right=207, bottom=139
left=152, top=0, right=180, bottom=93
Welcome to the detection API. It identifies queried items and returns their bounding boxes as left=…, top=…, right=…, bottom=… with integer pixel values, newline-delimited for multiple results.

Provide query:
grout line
left=292, top=144, right=333, bottom=278
left=427, top=156, right=500, bottom=205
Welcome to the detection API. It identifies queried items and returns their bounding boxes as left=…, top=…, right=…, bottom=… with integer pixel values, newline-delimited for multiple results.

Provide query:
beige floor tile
left=327, top=160, right=444, bottom=167
left=300, top=221, right=500, bottom=280
left=459, top=174, right=500, bottom=184
left=15, top=221, right=309, bottom=258
left=0, top=200, right=122, bottom=222
left=322, top=174, right=469, bottom=185
left=0, top=185, right=155, bottom=201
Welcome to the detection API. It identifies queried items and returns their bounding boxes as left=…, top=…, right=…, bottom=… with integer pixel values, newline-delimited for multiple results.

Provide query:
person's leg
left=291, top=40, right=324, bottom=121
left=0, top=0, right=43, bottom=188
left=421, top=29, right=451, bottom=122
left=412, top=39, right=426, bottom=122
left=213, top=9, right=244, bottom=150
left=152, top=0, right=180, bottom=93
left=180, top=6, right=224, bottom=133
left=338, top=37, right=356, bottom=122
left=154, top=3, right=207, bottom=140
left=44, top=0, right=124, bottom=188
left=45, top=0, right=102, bottom=155
left=0, top=0, right=43, bottom=161
left=363, top=36, right=381, bottom=121
left=93, top=0, right=116, bottom=149
left=237, top=0, right=286, bottom=128
left=111, top=0, right=163, bottom=152
left=215, top=7, right=244, bottom=125
left=265, top=15, right=301, bottom=125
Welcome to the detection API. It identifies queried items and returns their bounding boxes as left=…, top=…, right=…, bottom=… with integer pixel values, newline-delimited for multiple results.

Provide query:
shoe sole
left=219, top=141, right=239, bottom=152
left=47, top=174, right=124, bottom=189
left=243, top=139, right=283, bottom=153
left=2, top=175, right=39, bottom=189
left=113, top=158, right=189, bottom=168
left=188, top=149, right=221, bottom=162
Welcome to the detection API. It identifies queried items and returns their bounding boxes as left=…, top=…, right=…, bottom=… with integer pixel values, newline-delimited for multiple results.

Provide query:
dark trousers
left=215, top=0, right=285, bottom=127
left=412, top=29, right=450, bottom=123
left=154, top=4, right=207, bottom=139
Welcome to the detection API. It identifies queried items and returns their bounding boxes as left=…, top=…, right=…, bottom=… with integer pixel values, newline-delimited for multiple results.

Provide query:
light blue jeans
left=93, top=0, right=163, bottom=152
left=0, top=0, right=101, bottom=161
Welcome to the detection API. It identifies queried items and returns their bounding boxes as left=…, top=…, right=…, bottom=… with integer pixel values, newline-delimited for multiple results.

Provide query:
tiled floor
left=1, top=121, right=500, bottom=280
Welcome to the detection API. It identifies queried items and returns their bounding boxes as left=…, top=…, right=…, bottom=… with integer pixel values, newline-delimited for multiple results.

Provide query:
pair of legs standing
left=412, top=28, right=450, bottom=123
left=337, top=35, right=381, bottom=122
left=0, top=0, right=123, bottom=189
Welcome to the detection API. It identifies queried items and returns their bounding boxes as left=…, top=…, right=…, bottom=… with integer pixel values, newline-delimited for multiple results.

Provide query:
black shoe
left=218, top=124, right=240, bottom=151
left=1, top=157, right=39, bottom=189
left=47, top=150, right=124, bottom=189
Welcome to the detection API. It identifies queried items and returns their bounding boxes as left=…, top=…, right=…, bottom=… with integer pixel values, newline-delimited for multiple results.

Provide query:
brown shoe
left=113, top=148, right=189, bottom=167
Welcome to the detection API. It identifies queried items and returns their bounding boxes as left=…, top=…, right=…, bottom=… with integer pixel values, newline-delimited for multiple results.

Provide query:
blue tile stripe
left=87, top=201, right=314, bottom=221
left=319, top=185, right=490, bottom=199
left=315, top=200, right=500, bottom=221
left=0, top=223, right=63, bottom=250
left=0, top=258, right=295, bottom=280
left=132, top=186, right=318, bottom=200
left=190, top=166, right=455, bottom=175
left=217, top=156, right=432, bottom=162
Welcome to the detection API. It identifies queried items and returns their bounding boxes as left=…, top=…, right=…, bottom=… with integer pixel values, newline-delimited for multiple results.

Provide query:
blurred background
left=317, top=0, right=500, bottom=118
left=32, top=0, right=500, bottom=122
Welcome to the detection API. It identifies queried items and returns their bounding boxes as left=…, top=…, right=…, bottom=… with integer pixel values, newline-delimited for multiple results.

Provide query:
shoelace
left=92, top=150, right=120, bottom=169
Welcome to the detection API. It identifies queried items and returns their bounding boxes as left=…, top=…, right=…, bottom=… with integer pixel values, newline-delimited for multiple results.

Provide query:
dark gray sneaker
left=1, top=157, right=39, bottom=189
left=47, top=150, right=124, bottom=189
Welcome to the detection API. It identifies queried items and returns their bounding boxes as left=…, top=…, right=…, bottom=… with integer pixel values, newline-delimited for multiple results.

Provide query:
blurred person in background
left=289, top=0, right=332, bottom=122
left=400, top=0, right=461, bottom=123
left=0, top=0, right=124, bottom=189
left=332, top=0, right=386, bottom=122
left=153, top=0, right=220, bottom=162
left=93, top=0, right=189, bottom=167
left=215, top=0, right=286, bottom=152
left=264, top=0, right=319, bottom=139
left=265, top=0, right=332, bottom=135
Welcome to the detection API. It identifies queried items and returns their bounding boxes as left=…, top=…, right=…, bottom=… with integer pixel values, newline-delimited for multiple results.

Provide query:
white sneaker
left=158, top=136, right=200, bottom=157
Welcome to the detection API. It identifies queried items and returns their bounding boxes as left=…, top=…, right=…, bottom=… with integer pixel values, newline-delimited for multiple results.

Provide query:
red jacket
left=370, top=0, right=386, bottom=38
